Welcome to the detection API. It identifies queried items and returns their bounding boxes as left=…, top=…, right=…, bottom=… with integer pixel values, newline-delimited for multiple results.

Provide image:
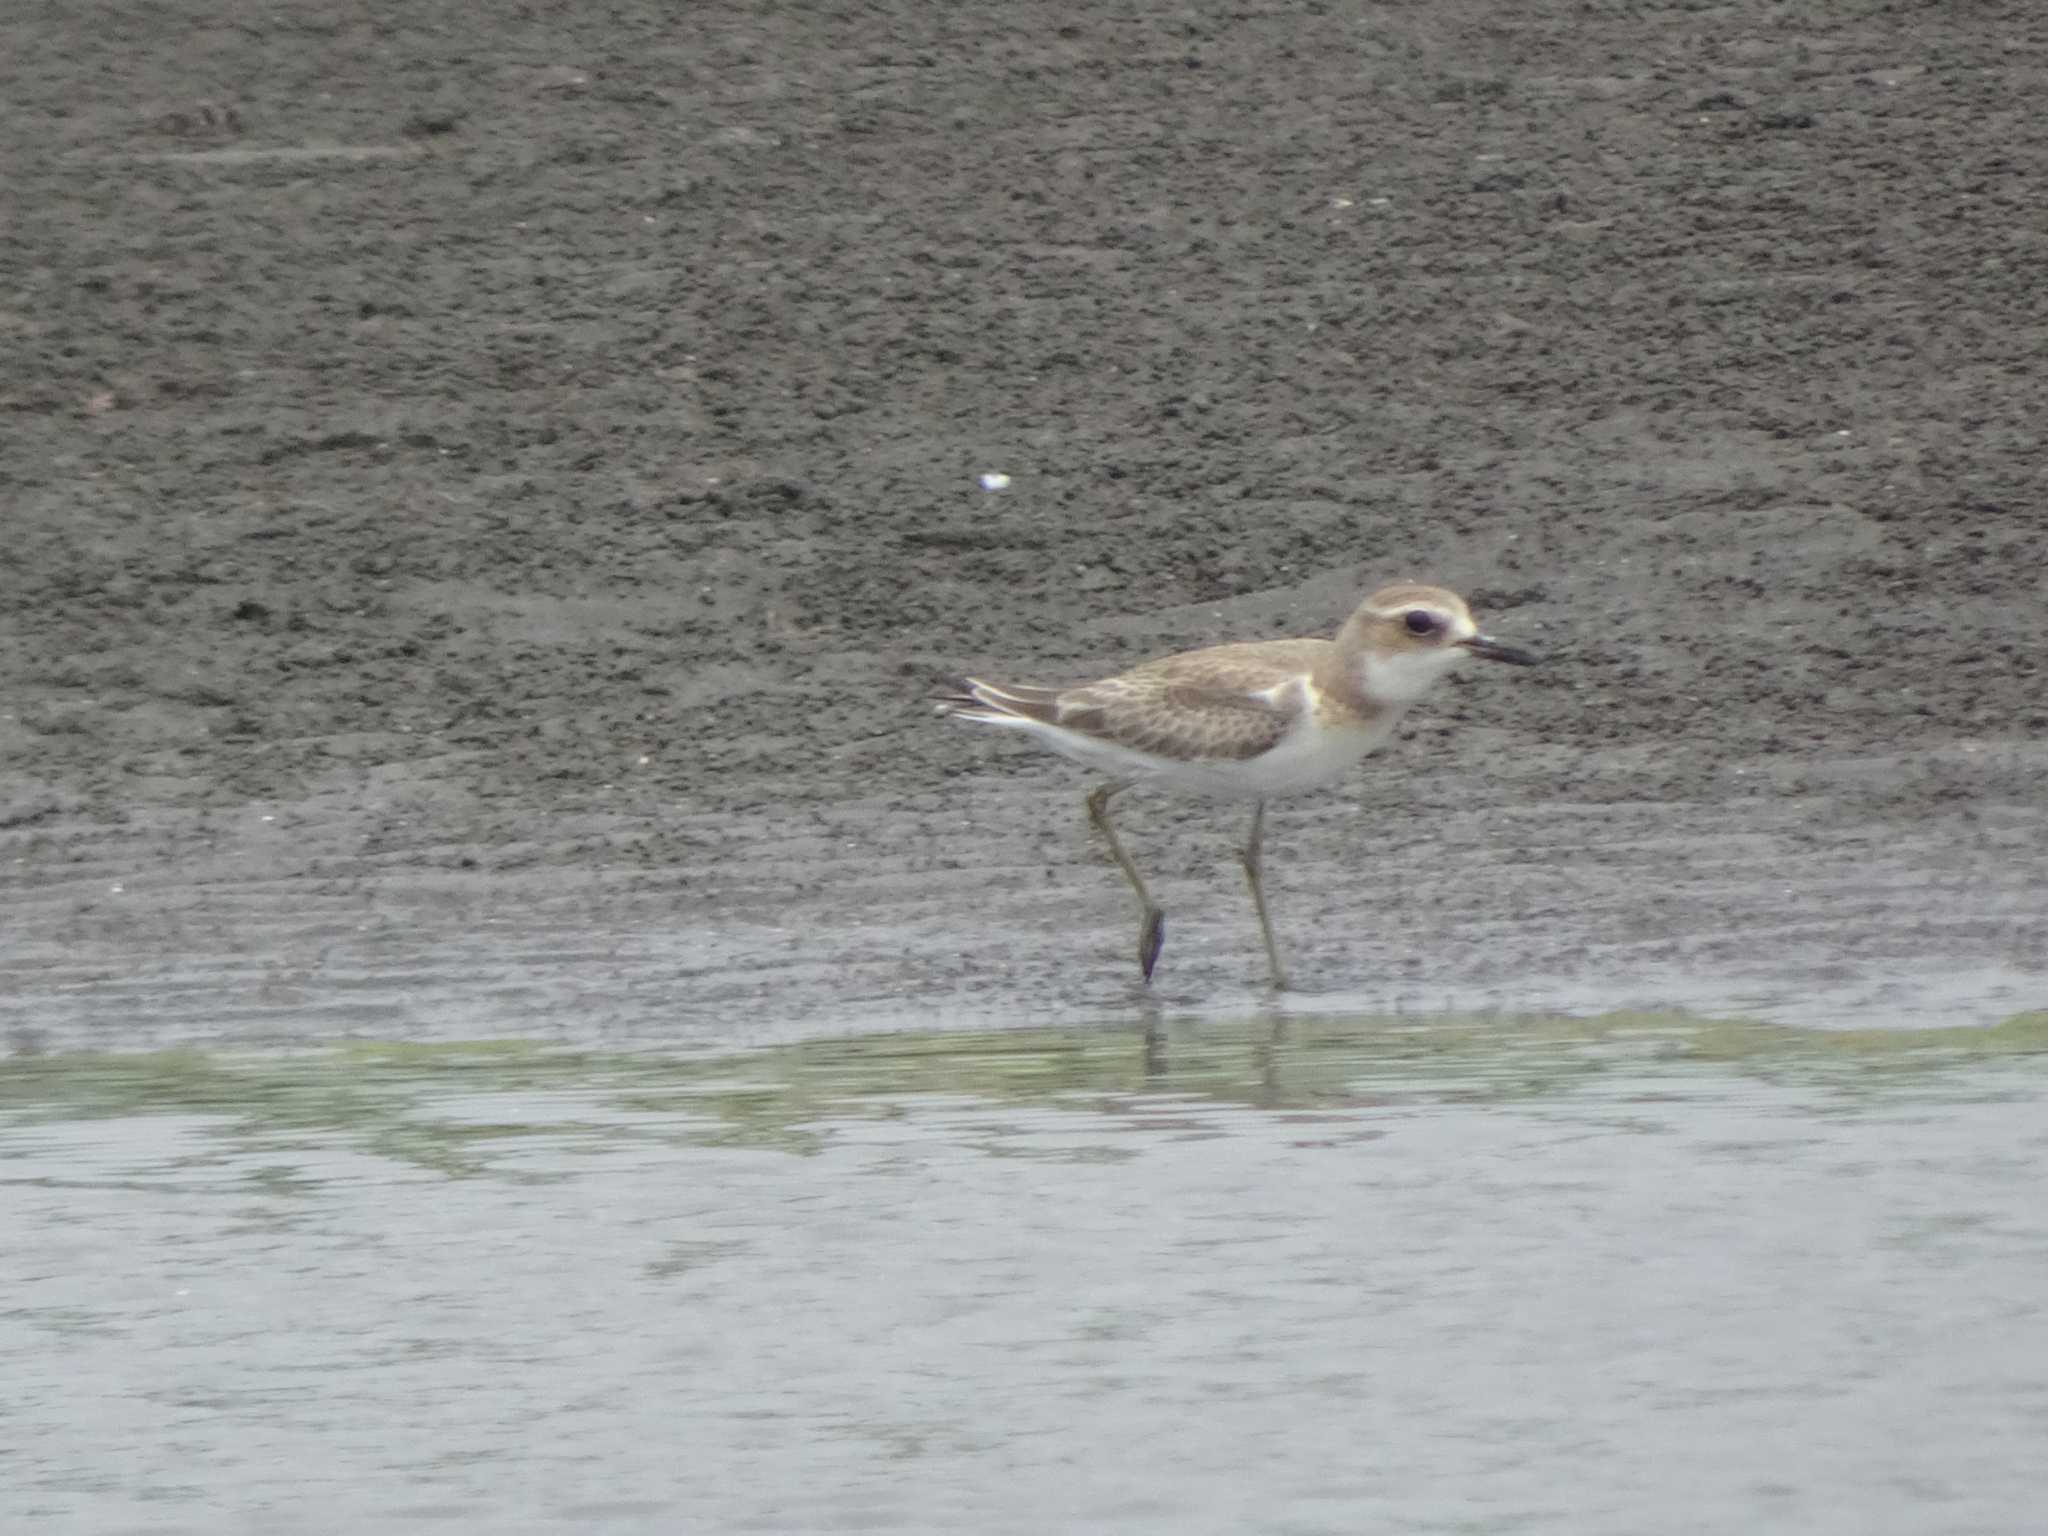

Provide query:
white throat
left=1356, top=646, right=1467, bottom=708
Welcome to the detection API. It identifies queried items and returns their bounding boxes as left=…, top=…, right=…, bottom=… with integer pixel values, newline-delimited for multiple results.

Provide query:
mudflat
left=3, top=3, right=2044, bottom=1044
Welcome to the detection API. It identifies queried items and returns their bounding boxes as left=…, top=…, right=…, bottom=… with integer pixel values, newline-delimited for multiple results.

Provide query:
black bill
left=1460, top=633, right=1541, bottom=666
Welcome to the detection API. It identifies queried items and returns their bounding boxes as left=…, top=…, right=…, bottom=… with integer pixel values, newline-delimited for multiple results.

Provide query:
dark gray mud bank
left=2, top=3, right=2044, bottom=1046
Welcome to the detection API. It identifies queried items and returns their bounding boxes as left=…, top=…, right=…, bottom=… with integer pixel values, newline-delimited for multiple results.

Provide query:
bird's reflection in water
left=1137, top=1008, right=1292, bottom=1107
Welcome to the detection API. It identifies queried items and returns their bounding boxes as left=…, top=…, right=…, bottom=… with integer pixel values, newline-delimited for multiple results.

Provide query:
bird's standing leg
left=1238, top=799, right=1289, bottom=990
left=1085, top=782, right=1166, bottom=981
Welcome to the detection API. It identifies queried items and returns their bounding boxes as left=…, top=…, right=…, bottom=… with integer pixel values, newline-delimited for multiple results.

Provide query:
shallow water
left=5, top=1010, right=2047, bottom=1534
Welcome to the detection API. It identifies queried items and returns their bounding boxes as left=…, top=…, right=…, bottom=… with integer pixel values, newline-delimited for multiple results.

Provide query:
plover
left=939, top=582, right=1538, bottom=988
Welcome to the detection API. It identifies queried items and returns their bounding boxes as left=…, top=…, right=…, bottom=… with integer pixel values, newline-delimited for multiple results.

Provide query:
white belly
left=1032, top=709, right=1402, bottom=799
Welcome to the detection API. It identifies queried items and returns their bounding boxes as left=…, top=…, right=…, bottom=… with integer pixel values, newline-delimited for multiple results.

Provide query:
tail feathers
left=935, top=676, right=1063, bottom=725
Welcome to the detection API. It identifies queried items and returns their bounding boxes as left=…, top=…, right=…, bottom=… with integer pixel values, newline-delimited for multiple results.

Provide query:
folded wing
left=943, top=640, right=1320, bottom=764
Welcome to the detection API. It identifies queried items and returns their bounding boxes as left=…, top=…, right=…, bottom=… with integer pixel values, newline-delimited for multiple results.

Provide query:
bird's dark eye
left=1403, top=610, right=1439, bottom=636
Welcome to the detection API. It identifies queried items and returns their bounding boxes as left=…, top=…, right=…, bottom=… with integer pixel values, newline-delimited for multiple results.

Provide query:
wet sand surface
left=3, top=0, right=2045, bottom=1040
left=5, top=0, right=2048, bottom=1529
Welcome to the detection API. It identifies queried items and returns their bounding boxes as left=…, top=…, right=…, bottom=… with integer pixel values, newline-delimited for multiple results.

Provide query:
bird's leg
left=1085, top=782, right=1166, bottom=981
left=1238, top=799, right=1289, bottom=990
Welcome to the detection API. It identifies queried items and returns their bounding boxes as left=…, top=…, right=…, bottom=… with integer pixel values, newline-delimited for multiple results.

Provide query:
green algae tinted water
left=5, top=1009, right=2047, bottom=1533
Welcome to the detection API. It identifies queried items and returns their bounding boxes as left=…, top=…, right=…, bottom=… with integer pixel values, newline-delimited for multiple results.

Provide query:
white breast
left=981, top=678, right=1405, bottom=800
left=1099, top=694, right=1404, bottom=800
left=1202, top=704, right=1400, bottom=798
